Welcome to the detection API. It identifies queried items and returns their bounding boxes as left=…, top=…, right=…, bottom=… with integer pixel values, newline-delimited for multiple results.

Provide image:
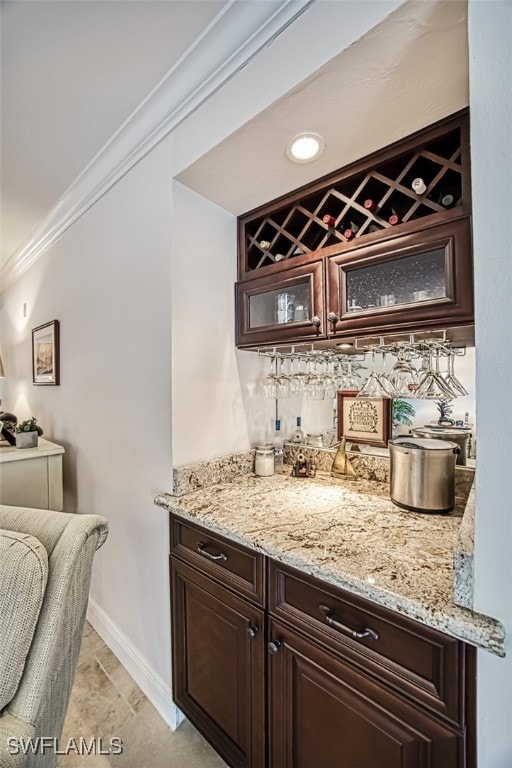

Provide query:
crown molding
left=0, top=0, right=314, bottom=291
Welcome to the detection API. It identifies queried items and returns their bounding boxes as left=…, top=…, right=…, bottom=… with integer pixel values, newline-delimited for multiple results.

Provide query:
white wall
left=170, top=181, right=263, bottom=465
left=468, top=2, right=512, bottom=764
left=0, top=135, right=177, bottom=722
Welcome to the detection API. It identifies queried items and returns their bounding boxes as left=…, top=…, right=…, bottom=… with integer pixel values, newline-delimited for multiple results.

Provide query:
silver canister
left=411, top=427, right=470, bottom=466
left=389, top=437, right=460, bottom=513
left=254, top=445, right=275, bottom=477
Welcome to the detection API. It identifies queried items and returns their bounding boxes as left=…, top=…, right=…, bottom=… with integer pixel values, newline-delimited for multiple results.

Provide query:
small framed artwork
left=32, top=320, right=60, bottom=385
left=337, top=391, right=391, bottom=447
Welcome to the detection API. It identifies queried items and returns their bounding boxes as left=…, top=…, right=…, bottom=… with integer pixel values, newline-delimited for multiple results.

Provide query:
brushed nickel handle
left=327, top=311, right=338, bottom=324
left=247, top=625, right=259, bottom=639
left=310, top=316, right=321, bottom=327
left=268, top=640, right=282, bottom=655
left=196, top=542, right=228, bottom=562
left=319, top=604, right=379, bottom=641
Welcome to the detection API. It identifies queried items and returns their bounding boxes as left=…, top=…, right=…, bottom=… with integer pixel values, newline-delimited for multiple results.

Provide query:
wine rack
left=238, top=111, right=469, bottom=279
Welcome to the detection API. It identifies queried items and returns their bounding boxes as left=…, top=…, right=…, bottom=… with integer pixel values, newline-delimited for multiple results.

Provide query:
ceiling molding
left=0, top=0, right=314, bottom=291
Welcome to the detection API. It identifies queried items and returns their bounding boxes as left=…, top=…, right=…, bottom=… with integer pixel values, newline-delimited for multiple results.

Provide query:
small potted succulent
left=435, top=399, right=455, bottom=427
left=15, top=417, right=44, bottom=449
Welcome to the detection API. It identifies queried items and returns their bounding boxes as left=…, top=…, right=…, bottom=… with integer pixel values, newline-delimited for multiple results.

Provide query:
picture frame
left=337, top=391, right=391, bottom=448
left=32, top=320, right=60, bottom=386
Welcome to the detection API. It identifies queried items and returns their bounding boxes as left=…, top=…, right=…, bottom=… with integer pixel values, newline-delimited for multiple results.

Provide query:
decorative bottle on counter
left=274, top=419, right=284, bottom=472
left=291, top=417, right=305, bottom=444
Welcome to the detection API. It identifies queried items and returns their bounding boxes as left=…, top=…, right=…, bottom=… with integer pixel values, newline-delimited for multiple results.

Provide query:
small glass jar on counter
left=254, top=445, right=275, bottom=477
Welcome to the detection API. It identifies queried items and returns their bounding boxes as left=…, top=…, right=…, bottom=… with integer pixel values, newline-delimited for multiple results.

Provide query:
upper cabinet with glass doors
left=235, top=110, right=473, bottom=348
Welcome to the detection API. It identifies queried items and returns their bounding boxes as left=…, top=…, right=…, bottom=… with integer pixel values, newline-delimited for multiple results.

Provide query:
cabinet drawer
left=269, top=561, right=467, bottom=725
left=170, top=515, right=265, bottom=606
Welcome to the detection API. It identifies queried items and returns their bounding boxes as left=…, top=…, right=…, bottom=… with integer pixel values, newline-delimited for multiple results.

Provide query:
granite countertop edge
left=155, top=479, right=505, bottom=658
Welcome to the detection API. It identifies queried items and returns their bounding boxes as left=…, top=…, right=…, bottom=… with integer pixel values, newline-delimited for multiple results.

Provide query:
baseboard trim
left=86, top=597, right=185, bottom=731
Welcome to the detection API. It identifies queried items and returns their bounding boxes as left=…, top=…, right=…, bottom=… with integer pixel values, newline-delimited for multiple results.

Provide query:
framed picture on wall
left=32, top=320, right=60, bottom=385
left=337, top=391, right=391, bottom=448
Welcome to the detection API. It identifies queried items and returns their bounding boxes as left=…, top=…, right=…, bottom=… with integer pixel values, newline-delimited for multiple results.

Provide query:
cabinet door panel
left=269, top=620, right=464, bottom=768
left=171, top=558, right=265, bottom=767
left=269, top=562, right=463, bottom=724
left=235, top=260, right=325, bottom=347
left=326, top=217, right=472, bottom=337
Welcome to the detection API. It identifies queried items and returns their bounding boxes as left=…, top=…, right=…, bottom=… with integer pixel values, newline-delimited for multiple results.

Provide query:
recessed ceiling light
left=285, top=132, right=325, bottom=163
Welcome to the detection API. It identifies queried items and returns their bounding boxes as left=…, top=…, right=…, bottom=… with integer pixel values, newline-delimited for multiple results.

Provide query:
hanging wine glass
left=443, top=349, right=468, bottom=396
left=263, top=356, right=278, bottom=399
left=358, top=348, right=394, bottom=398
left=344, top=360, right=361, bottom=391
left=377, top=346, right=397, bottom=397
left=323, top=358, right=337, bottom=399
left=415, top=345, right=455, bottom=399
left=276, top=356, right=290, bottom=399
left=389, top=346, right=418, bottom=397
left=290, top=355, right=307, bottom=394
left=306, top=355, right=325, bottom=400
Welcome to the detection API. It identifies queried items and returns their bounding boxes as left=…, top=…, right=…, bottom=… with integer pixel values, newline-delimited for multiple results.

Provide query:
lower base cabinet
left=170, top=558, right=265, bottom=767
left=169, top=515, right=475, bottom=768
left=268, top=619, right=465, bottom=768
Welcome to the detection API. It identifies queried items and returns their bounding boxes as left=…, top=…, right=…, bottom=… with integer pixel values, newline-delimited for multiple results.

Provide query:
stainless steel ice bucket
left=389, top=437, right=460, bottom=513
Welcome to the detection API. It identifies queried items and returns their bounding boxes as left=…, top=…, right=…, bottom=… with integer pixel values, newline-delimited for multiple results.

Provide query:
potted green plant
left=392, top=399, right=416, bottom=436
left=15, top=417, right=44, bottom=449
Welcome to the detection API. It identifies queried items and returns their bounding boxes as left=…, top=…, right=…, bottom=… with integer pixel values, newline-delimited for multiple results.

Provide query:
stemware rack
left=256, top=330, right=467, bottom=402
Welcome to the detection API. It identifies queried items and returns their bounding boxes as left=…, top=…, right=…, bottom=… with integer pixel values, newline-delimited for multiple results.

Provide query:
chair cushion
left=0, top=530, right=48, bottom=711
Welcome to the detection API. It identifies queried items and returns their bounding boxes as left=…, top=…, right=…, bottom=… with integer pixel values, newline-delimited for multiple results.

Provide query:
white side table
left=0, top=438, right=64, bottom=511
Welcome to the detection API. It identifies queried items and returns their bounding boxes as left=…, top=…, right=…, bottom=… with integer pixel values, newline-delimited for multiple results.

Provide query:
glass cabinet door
left=236, top=261, right=325, bottom=347
left=345, top=246, right=449, bottom=315
left=327, top=218, right=473, bottom=336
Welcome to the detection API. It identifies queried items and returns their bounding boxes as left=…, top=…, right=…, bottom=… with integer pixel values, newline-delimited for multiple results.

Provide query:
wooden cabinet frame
left=326, top=217, right=473, bottom=337
left=235, top=260, right=325, bottom=347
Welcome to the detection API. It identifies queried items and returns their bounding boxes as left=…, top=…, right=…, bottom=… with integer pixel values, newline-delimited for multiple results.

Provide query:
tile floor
left=58, top=622, right=227, bottom=768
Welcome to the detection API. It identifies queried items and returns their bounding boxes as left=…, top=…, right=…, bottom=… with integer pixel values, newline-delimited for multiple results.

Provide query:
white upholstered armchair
left=0, top=504, right=108, bottom=768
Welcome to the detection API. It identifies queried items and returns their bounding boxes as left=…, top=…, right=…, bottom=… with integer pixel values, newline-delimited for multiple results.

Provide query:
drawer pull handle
left=196, top=542, right=228, bottom=562
left=268, top=640, right=282, bottom=655
left=247, top=625, right=259, bottom=639
left=319, top=604, right=379, bottom=641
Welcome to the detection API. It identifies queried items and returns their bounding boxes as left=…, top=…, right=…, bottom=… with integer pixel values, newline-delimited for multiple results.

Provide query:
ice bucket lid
left=389, top=437, right=460, bottom=452
left=412, top=427, right=470, bottom=437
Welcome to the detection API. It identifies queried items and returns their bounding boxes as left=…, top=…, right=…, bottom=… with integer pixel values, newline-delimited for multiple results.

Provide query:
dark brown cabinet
left=235, top=260, right=325, bottom=347
left=170, top=517, right=266, bottom=767
left=268, top=619, right=464, bottom=768
left=170, top=515, right=475, bottom=768
left=268, top=561, right=475, bottom=768
left=235, top=111, right=474, bottom=348
left=326, top=216, right=473, bottom=338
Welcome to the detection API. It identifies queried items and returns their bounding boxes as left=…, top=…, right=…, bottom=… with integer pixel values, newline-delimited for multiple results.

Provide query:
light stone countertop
left=155, top=469, right=505, bottom=657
